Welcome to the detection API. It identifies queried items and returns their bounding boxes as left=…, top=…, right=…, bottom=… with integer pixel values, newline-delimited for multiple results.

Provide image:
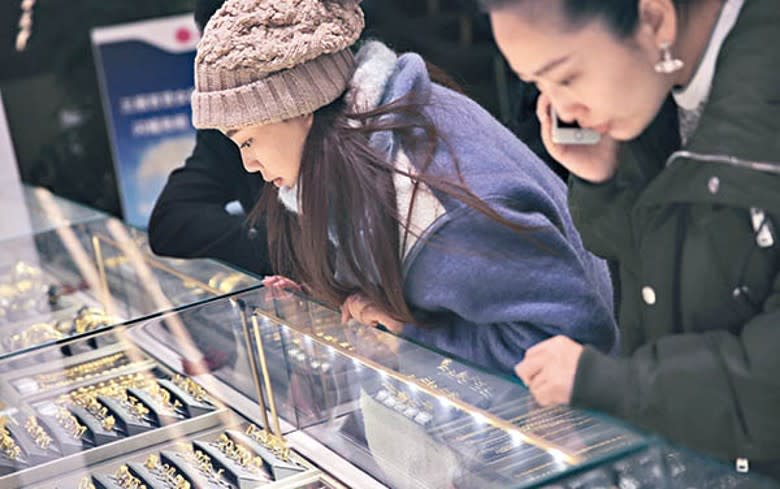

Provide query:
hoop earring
left=654, top=42, right=684, bottom=74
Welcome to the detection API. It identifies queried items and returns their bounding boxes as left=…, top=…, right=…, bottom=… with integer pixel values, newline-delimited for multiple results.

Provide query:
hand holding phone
left=537, top=95, right=620, bottom=183
left=550, top=106, right=601, bottom=145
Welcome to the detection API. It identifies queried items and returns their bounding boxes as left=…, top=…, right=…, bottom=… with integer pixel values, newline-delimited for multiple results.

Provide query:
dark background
left=0, top=0, right=553, bottom=221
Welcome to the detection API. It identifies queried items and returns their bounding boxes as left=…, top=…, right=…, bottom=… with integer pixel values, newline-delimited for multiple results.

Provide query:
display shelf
left=3, top=284, right=774, bottom=488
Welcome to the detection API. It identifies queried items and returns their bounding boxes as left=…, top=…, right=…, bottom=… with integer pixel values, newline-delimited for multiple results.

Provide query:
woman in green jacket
left=482, top=0, right=780, bottom=478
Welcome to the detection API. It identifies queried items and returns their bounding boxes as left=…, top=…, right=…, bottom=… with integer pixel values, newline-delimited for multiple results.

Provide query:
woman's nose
left=241, top=157, right=261, bottom=173
left=555, top=105, right=582, bottom=123
left=551, top=100, right=588, bottom=124
left=542, top=88, right=587, bottom=123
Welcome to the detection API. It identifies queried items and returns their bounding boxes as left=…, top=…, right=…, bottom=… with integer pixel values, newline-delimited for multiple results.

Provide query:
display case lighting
left=471, top=412, right=488, bottom=425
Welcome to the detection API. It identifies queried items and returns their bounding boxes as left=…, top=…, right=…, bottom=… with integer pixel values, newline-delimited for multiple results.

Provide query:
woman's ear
left=304, top=113, right=314, bottom=130
left=637, top=0, right=679, bottom=48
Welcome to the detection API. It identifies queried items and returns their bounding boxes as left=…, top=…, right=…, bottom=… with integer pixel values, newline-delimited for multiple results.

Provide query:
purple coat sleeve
left=401, top=199, right=618, bottom=375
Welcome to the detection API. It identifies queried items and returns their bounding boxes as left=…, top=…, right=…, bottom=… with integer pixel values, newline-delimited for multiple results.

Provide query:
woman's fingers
left=342, top=294, right=362, bottom=324
left=535, top=94, right=620, bottom=182
left=350, top=295, right=370, bottom=324
left=342, top=294, right=380, bottom=326
left=536, top=94, right=566, bottom=164
left=536, top=92, right=551, bottom=123
left=262, top=275, right=302, bottom=291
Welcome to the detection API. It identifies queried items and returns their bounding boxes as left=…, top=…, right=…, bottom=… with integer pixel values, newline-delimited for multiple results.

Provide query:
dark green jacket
left=569, top=0, right=780, bottom=476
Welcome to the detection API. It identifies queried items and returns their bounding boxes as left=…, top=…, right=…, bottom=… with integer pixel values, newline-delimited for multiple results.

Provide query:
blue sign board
left=92, top=15, right=199, bottom=228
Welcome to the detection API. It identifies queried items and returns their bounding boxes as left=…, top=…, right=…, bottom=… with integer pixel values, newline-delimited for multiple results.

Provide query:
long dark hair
left=251, top=65, right=530, bottom=324
left=479, top=0, right=700, bottom=38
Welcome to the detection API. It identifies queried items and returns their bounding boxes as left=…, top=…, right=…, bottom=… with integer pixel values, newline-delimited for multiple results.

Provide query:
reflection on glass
left=0, top=217, right=260, bottom=360
left=1, top=286, right=767, bottom=489
left=539, top=444, right=780, bottom=489
left=23, top=186, right=106, bottom=235
left=238, top=289, right=646, bottom=489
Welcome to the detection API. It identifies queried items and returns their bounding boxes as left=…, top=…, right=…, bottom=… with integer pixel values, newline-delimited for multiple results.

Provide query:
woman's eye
left=557, top=74, right=578, bottom=87
left=240, top=138, right=253, bottom=149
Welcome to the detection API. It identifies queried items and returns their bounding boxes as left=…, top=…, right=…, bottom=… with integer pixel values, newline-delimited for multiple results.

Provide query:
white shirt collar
left=673, top=0, right=745, bottom=111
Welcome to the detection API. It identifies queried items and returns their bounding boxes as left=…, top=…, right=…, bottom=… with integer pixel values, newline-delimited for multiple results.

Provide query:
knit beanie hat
left=191, top=0, right=365, bottom=130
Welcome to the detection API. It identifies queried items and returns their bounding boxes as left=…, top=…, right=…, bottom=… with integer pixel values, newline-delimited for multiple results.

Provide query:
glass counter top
left=0, top=216, right=260, bottom=361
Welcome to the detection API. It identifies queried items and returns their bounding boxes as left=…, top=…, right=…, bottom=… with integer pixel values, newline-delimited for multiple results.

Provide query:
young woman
left=484, top=0, right=780, bottom=476
left=190, top=0, right=618, bottom=376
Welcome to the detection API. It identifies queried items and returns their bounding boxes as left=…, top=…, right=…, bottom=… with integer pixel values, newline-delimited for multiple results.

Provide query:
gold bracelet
left=71, top=394, right=116, bottom=431
left=6, top=305, right=114, bottom=350
left=215, top=434, right=264, bottom=472
left=245, top=424, right=291, bottom=462
left=24, top=416, right=53, bottom=450
left=34, top=352, right=129, bottom=389
left=0, top=283, right=17, bottom=298
left=73, top=307, right=115, bottom=335
left=115, top=464, right=148, bottom=489
left=55, top=407, right=87, bottom=439
left=11, top=261, right=42, bottom=279
left=314, top=331, right=355, bottom=352
left=175, top=443, right=229, bottom=487
left=8, top=323, right=63, bottom=349
left=0, top=422, right=22, bottom=460
left=63, top=372, right=154, bottom=405
left=124, top=394, right=151, bottom=419
left=146, top=382, right=183, bottom=412
left=172, top=375, right=209, bottom=403
left=208, top=272, right=252, bottom=293
left=144, top=454, right=191, bottom=489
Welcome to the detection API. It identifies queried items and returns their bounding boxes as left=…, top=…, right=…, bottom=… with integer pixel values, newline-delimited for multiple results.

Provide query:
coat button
left=642, top=286, right=656, bottom=305
left=247, top=227, right=259, bottom=240
left=707, top=176, right=720, bottom=194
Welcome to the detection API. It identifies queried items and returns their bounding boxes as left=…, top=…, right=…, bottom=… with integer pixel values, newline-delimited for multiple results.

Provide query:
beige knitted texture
left=196, top=0, right=364, bottom=77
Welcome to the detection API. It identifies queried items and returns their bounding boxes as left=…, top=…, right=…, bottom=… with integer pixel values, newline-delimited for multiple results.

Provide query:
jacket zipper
left=666, top=149, right=779, bottom=247
left=665, top=150, right=780, bottom=175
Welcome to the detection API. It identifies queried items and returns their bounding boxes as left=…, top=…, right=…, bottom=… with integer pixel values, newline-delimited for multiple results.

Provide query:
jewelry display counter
left=0, top=216, right=260, bottom=361
left=2, top=285, right=776, bottom=488
left=127, top=289, right=650, bottom=488
left=0, top=324, right=343, bottom=489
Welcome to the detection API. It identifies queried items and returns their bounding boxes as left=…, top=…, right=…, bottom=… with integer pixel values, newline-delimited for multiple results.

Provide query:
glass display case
left=0, top=216, right=260, bottom=360
left=1, top=286, right=776, bottom=489
left=538, top=443, right=778, bottom=489
left=20, top=186, right=108, bottom=236
left=0, top=319, right=344, bottom=489
left=243, top=300, right=647, bottom=489
left=0, top=185, right=107, bottom=243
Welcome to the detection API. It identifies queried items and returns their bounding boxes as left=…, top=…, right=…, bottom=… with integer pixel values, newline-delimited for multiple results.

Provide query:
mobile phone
left=550, top=106, right=601, bottom=145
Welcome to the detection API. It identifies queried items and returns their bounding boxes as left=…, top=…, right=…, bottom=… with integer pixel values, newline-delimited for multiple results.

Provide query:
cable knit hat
left=192, top=0, right=364, bottom=130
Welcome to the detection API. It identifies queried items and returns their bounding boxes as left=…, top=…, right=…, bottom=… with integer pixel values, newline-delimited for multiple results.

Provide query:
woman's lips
left=588, top=122, right=611, bottom=134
